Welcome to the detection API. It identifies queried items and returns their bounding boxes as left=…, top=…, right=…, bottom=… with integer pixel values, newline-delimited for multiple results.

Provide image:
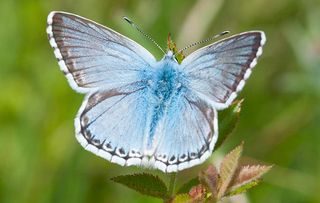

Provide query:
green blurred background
left=1, top=0, right=320, bottom=202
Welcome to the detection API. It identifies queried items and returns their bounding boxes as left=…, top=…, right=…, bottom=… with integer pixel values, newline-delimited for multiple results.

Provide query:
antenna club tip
left=123, top=16, right=133, bottom=24
left=222, top=31, right=230, bottom=35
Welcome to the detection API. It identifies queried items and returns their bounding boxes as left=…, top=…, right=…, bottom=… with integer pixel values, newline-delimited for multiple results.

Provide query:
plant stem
left=168, top=172, right=177, bottom=196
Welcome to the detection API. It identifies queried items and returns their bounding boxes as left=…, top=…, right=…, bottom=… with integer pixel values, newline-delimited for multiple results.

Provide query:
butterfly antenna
left=177, top=31, right=230, bottom=54
left=123, top=17, right=165, bottom=54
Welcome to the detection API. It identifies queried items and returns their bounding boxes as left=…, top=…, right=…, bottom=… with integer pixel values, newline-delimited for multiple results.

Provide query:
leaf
left=232, top=165, right=272, bottom=187
left=226, top=180, right=260, bottom=196
left=199, top=165, right=220, bottom=200
left=217, top=143, right=243, bottom=198
left=111, top=173, right=169, bottom=199
left=225, top=165, right=272, bottom=196
left=189, top=184, right=206, bottom=202
left=215, top=100, right=242, bottom=149
left=177, top=178, right=200, bottom=194
left=172, top=194, right=193, bottom=203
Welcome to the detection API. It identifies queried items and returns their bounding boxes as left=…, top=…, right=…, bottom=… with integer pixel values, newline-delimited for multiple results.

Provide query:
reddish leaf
left=199, top=165, right=220, bottom=199
left=189, top=184, right=206, bottom=201
left=232, top=165, right=272, bottom=187
left=217, top=143, right=243, bottom=198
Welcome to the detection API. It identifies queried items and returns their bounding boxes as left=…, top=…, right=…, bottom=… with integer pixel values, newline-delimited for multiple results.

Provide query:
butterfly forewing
left=182, top=32, right=266, bottom=110
left=46, top=11, right=156, bottom=93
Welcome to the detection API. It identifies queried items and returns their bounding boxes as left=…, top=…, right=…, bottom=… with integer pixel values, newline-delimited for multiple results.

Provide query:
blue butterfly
left=46, top=11, right=266, bottom=173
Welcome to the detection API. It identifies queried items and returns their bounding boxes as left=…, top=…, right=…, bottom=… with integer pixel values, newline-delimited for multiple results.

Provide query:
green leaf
left=215, top=100, right=242, bottom=149
left=111, top=173, right=169, bottom=199
left=226, top=180, right=260, bottom=196
left=177, top=178, right=200, bottom=194
left=172, top=194, right=193, bottom=203
left=217, top=143, right=243, bottom=198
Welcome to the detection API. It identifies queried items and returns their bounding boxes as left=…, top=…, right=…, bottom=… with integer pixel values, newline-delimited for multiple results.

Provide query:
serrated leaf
left=215, top=100, right=242, bottom=150
left=172, top=194, right=193, bottom=203
left=199, top=165, right=220, bottom=199
left=217, top=143, right=243, bottom=198
left=177, top=178, right=200, bottom=194
left=232, top=165, right=272, bottom=187
left=226, top=180, right=260, bottom=196
left=111, top=173, right=168, bottom=199
left=188, top=184, right=206, bottom=201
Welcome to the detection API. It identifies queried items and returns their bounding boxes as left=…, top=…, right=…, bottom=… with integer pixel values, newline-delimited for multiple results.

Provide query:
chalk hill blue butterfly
left=46, top=11, right=266, bottom=173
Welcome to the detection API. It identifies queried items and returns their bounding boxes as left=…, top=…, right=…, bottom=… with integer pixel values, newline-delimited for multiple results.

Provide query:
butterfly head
left=166, top=50, right=174, bottom=58
left=164, top=51, right=179, bottom=64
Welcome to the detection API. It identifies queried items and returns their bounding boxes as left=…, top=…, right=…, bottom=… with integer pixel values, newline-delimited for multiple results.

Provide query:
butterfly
left=46, top=11, right=266, bottom=173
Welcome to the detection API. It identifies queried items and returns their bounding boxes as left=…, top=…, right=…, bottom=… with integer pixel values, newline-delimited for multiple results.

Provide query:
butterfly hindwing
left=152, top=92, right=218, bottom=172
left=76, top=86, right=151, bottom=166
left=181, top=31, right=266, bottom=109
left=46, top=11, right=156, bottom=93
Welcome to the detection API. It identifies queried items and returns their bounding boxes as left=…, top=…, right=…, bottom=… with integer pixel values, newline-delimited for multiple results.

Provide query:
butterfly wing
left=47, top=12, right=158, bottom=167
left=151, top=92, right=218, bottom=172
left=75, top=87, right=152, bottom=167
left=151, top=32, right=266, bottom=172
left=181, top=31, right=266, bottom=110
left=46, top=11, right=156, bottom=93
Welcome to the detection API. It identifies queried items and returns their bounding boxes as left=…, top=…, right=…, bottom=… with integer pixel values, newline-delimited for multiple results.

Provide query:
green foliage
left=226, top=180, right=260, bottom=196
left=111, top=143, right=272, bottom=203
left=215, top=100, right=242, bottom=149
left=177, top=178, right=200, bottom=194
left=111, top=173, right=169, bottom=199
left=171, top=194, right=193, bottom=203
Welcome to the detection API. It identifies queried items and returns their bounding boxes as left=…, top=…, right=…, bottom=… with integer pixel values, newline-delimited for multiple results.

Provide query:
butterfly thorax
left=153, top=55, right=182, bottom=100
